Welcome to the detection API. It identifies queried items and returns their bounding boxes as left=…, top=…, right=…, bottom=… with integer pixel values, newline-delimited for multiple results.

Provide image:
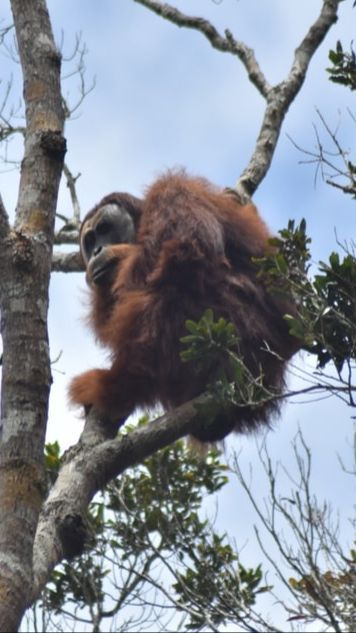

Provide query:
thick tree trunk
left=0, top=1, right=65, bottom=629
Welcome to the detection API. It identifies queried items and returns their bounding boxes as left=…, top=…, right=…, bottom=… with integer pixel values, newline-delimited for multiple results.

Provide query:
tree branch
left=236, top=0, right=341, bottom=200
left=54, top=229, right=80, bottom=244
left=133, top=0, right=341, bottom=201
left=31, top=370, right=356, bottom=602
left=51, top=250, right=84, bottom=273
left=63, top=163, right=82, bottom=225
left=32, top=394, right=211, bottom=599
left=133, top=0, right=270, bottom=97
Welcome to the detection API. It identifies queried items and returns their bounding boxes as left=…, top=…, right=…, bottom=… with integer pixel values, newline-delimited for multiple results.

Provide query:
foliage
left=34, top=430, right=269, bottom=632
left=180, top=223, right=356, bottom=410
left=258, top=220, right=356, bottom=374
left=327, top=40, right=356, bottom=91
left=180, top=309, right=239, bottom=367
left=180, top=308, right=275, bottom=422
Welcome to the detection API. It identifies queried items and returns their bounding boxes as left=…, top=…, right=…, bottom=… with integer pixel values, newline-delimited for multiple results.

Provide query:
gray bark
left=0, top=1, right=65, bottom=630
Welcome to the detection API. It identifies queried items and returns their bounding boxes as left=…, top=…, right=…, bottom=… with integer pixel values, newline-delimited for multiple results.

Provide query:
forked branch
left=134, top=0, right=341, bottom=201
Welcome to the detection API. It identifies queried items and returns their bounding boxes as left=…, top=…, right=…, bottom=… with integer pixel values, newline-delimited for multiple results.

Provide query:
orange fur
left=70, top=170, right=299, bottom=441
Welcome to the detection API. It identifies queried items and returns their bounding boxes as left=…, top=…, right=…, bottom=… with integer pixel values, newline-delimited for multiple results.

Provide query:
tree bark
left=32, top=396, right=211, bottom=597
left=0, top=1, right=65, bottom=630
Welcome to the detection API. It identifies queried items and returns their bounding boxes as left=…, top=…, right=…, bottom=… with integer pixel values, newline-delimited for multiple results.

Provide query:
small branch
left=224, top=29, right=271, bottom=98
left=51, top=250, right=83, bottom=273
left=133, top=0, right=270, bottom=97
left=0, top=24, right=14, bottom=45
left=325, top=178, right=356, bottom=197
left=54, top=229, right=80, bottom=245
left=63, top=163, right=81, bottom=224
left=289, top=108, right=356, bottom=198
left=60, top=33, right=96, bottom=119
left=232, top=430, right=352, bottom=632
left=0, top=76, right=25, bottom=150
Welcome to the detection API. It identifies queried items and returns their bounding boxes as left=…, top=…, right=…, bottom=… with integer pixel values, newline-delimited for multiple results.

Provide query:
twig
left=63, top=162, right=81, bottom=224
left=133, top=0, right=270, bottom=97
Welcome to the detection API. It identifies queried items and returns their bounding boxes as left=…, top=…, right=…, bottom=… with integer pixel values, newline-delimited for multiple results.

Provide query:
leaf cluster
left=327, top=40, right=356, bottom=91
left=180, top=309, right=274, bottom=424
left=173, top=536, right=269, bottom=630
left=180, top=308, right=239, bottom=367
left=258, top=220, right=356, bottom=372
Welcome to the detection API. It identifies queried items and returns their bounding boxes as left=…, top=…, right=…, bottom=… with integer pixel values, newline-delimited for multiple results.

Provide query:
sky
left=0, top=0, right=355, bottom=629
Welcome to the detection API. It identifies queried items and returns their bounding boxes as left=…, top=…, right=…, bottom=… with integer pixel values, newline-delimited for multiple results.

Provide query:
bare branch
left=133, top=0, right=341, bottom=201
left=235, top=0, right=341, bottom=199
left=224, top=29, right=271, bottom=98
left=325, top=178, right=356, bottom=196
left=63, top=163, right=82, bottom=224
left=232, top=430, right=354, bottom=631
left=289, top=108, right=356, bottom=198
left=133, top=0, right=270, bottom=97
left=60, top=32, right=96, bottom=119
left=0, top=75, right=25, bottom=152
left=51, top=250, right=83, bottom=272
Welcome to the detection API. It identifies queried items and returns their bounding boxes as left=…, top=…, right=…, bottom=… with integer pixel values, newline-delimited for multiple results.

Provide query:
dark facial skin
left=81, top=203, right=136, bottom=285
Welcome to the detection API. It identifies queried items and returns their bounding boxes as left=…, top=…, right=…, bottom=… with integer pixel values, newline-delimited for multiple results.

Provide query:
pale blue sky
left=0, top=1, right=355, bottom=628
